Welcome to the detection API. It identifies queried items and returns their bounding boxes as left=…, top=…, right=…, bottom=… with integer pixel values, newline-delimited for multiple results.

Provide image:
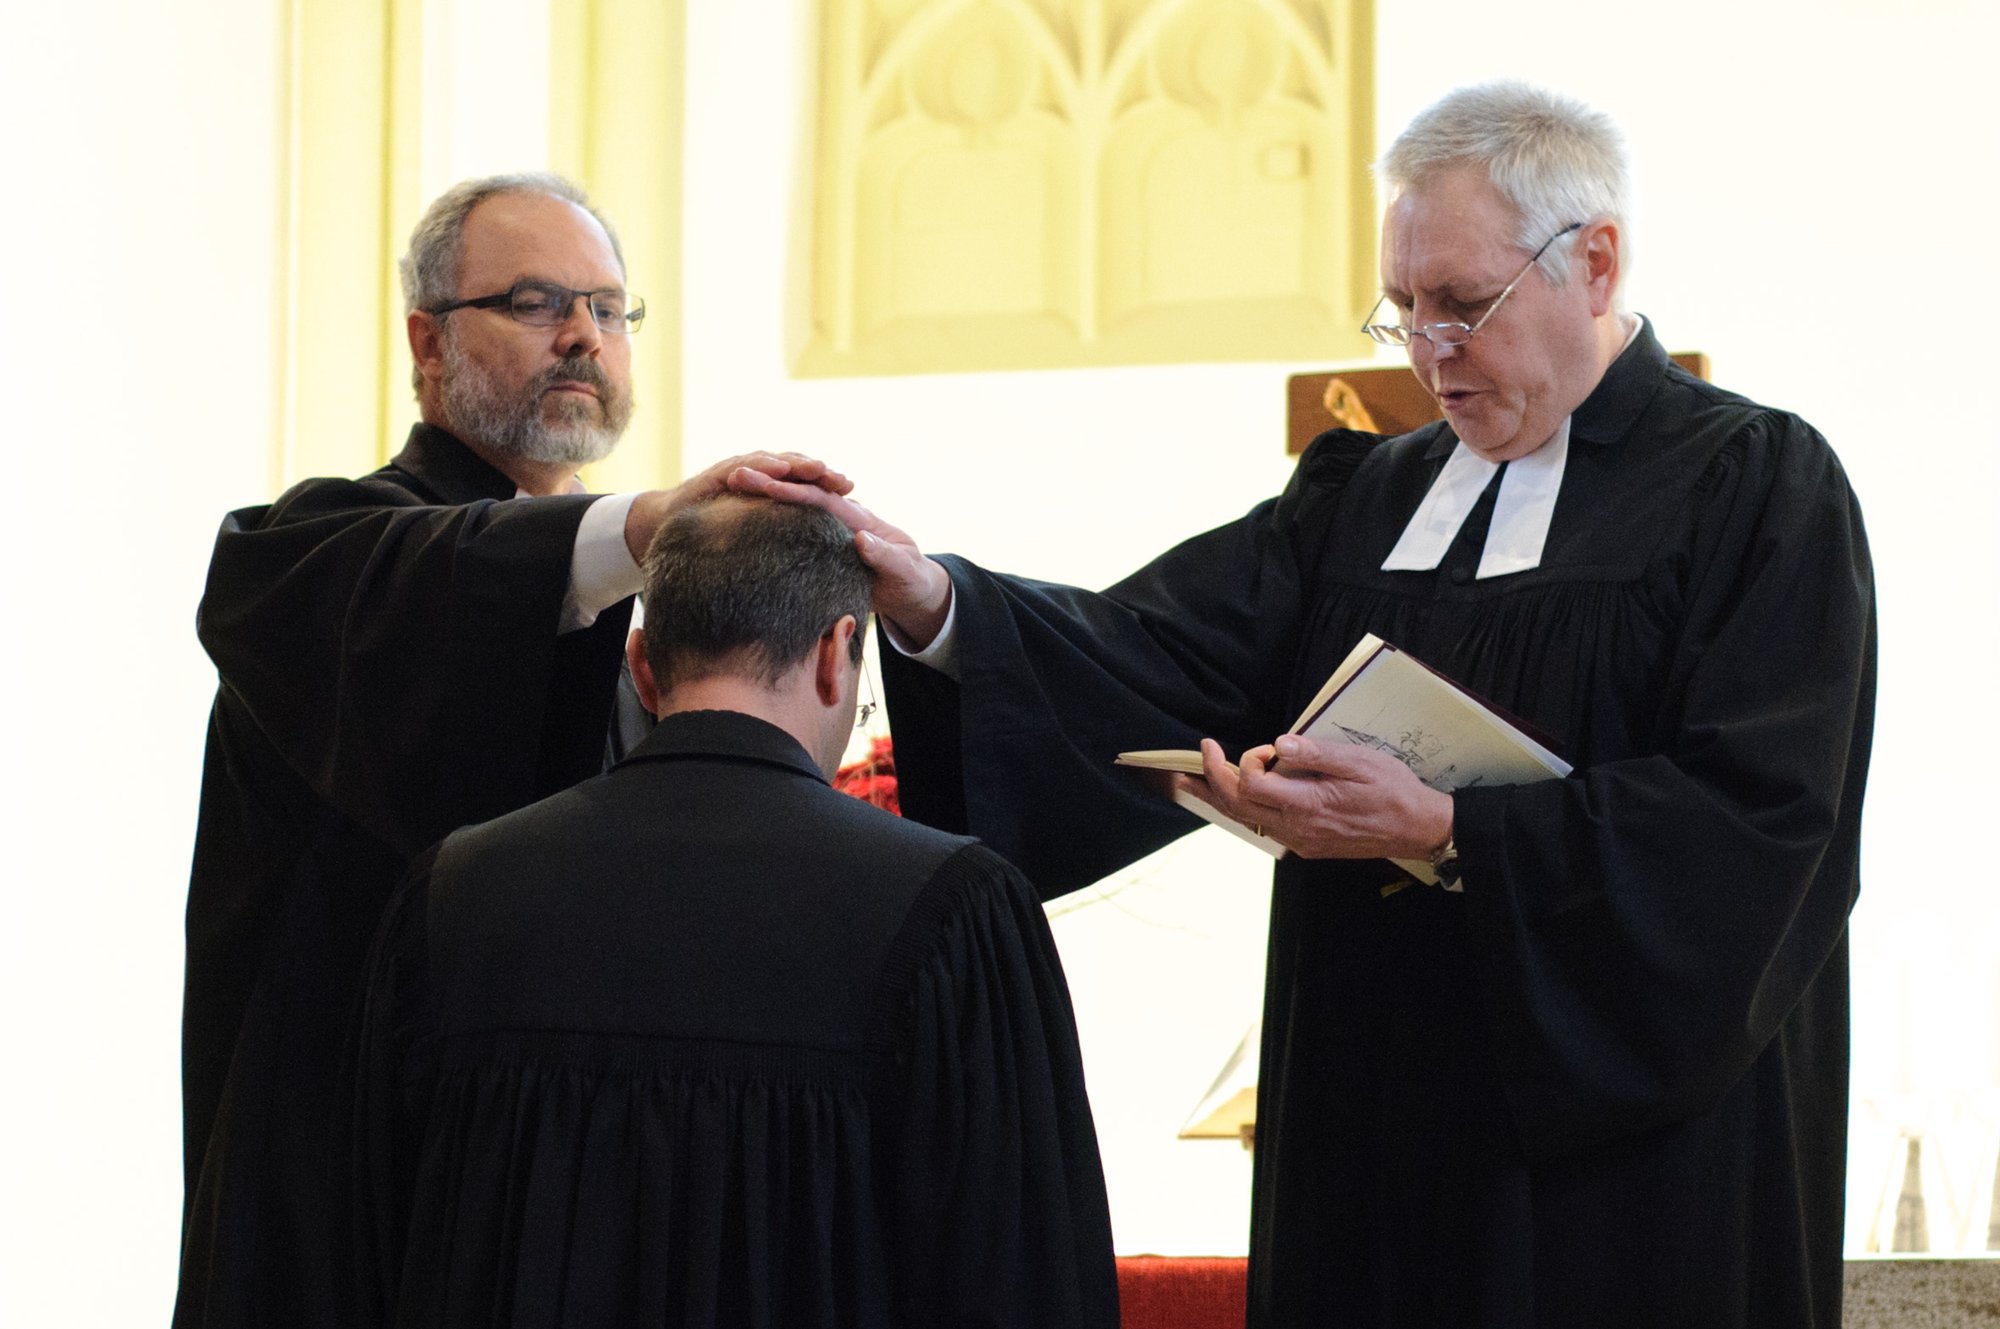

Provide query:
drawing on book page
left=1331, top=723, right=1465, bottom=791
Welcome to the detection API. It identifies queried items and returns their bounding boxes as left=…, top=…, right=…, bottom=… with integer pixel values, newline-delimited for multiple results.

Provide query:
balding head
left=640, top=496, right=870, bottom=695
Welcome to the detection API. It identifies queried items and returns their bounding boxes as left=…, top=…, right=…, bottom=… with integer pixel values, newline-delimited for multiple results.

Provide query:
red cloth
left=833, top=736, right=899, bottom=815
left=1116, top=1257, right=1248, bottom=1329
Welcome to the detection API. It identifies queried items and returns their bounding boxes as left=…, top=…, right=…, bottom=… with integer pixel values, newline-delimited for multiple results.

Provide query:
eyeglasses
left=428, top=279, right=646, bottom=334
left=1361, top=221, right=1583, bottom=349
left=855, top=662, right=879, bottom=730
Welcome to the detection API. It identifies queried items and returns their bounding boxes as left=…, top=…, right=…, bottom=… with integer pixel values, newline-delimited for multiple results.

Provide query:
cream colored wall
left=5, top=0, right=1996, bottom=1318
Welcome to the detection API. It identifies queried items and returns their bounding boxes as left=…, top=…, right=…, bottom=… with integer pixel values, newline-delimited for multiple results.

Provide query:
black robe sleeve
left=1455, top=413, right=1876, bottom=1155
left=881, top=430, right=1378, bottom=895
left=197, top=475, right=623, bottom=858
left=885, top=844, right=1120, bottom=1329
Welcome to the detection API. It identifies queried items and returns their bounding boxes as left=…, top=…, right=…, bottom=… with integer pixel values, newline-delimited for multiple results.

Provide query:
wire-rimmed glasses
left=855, top=661, right=879, bottom=729
left=1360, top=221, right=1583, bottom=350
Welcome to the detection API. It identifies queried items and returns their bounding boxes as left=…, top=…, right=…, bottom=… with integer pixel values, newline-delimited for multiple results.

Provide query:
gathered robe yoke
left=879, top=322, right=1876, bottom=1328
left=180, top=423, right=633, bottom=1327
left=351, top=709, right=1118, bottom=1329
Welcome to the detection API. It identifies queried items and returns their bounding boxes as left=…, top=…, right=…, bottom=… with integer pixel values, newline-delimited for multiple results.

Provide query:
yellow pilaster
left=276, top=0, right=424, bottom=491
left=552, top=0, right=685, bottom=493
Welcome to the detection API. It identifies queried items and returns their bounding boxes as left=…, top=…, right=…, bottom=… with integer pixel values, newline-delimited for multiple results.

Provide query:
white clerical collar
left=1379, top=420, right=1570, bottom=578
left=1379, top=315, right=1642, bottom=578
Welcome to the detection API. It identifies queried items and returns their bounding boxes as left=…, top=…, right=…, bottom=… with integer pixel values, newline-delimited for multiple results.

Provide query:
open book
left=1116, top=634, right=1570, bottom=882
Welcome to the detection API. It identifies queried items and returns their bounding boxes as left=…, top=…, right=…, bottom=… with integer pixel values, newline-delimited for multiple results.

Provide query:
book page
left=1115, top=749, right=1207, bottom=775
left=1294, top=646, right=1569, bottom=792
left=1114, top=752, right=1286, bottom=856
left=1287, top=633, right=1388, bottom=733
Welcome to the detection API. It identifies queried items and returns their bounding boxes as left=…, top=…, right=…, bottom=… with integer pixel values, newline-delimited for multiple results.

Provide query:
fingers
left=721, top=451, right=854, bottom=494
left=770, top=452, right=855, bottom=494
left=1191, top=740, right=1289, bottom=843
left=1268, top=732, right=1339, bottom=772
left=726, top=467, right=848, bottom=511
left=1197, top=738, right=1243, bottom=801
left=629, top=454, right=861, bottom=562
left=854, top=527, right=921, bottom=577
left=1234, top=744, right=1304, bottom=807
left=1167, top=770, right=1216, bottom=810
left=720, top=470, right=876, bottom=536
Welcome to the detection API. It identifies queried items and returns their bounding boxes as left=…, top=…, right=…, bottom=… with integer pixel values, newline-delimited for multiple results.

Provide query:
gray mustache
left=537, top=358, right=609, bottom=394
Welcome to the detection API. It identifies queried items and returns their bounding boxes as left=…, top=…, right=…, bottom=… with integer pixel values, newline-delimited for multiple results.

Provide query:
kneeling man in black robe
left=350, top=496, right=1118, bottom=1328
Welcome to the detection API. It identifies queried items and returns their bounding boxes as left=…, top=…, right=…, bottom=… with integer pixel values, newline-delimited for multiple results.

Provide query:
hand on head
left=727, top=467, right=954, bottom=650
left=1176, top=734, right=1453, bottom=862
left=625, top=451, right=852, bottom=560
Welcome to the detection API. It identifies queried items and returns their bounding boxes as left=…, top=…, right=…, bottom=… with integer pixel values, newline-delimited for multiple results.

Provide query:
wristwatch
left=1428, top=837, right=1462, bottom=892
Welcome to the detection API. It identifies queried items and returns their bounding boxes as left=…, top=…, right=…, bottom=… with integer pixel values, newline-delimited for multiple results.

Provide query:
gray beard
left=440, top=337, right=633, bottom=469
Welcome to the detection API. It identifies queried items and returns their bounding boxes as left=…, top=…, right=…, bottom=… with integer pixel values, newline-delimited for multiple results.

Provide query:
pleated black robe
left=350, top=710, right=1118, bottom=1329
left=880, top=322, right=1876, bottom=1328
left=180, top=424, right=633, bottom=1327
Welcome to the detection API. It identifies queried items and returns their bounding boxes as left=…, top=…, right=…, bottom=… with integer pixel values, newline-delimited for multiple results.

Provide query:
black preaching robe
left=350, top=709, right=1118, bottom=1329
left=181, top=424, right=633, bottom=1327
left=880, top=321, right=1875, bottom=1328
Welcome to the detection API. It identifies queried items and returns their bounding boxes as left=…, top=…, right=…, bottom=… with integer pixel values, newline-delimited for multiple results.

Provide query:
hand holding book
left=1153, top=734, right=1454, bottom=866
left=1117, top=635, right=1570, bottom=883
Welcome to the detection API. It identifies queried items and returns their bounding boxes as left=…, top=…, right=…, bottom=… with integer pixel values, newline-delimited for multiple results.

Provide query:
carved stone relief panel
left=800, top=0, right=1375, bottom=375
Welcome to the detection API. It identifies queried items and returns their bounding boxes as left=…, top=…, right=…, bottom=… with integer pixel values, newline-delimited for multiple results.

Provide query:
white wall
left=5, top=0, right=1996, bottom=1318
left=1, top=2, right=285, bottom=1319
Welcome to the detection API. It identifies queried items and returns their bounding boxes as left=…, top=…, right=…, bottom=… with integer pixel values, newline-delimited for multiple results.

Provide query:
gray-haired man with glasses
left=763, top=81, right=1875, bottom=1328
left=177, top=174, right=852, bottom=1327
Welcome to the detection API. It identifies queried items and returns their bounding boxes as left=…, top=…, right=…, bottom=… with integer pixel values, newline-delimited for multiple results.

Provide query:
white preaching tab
left=1379, top=445, right=1500, bottom=572
left=1477, top=418, right=1569, bottom=579
left=1379, top=419, right=1570, bottom=579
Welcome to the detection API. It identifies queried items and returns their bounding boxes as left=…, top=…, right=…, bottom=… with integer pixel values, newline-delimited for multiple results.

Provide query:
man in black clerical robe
left=180, top=173, right=850, bottom=1325
left=350, top=496, right=1117, bottom=1329
left=751, top=83, right=1875, bottom=1327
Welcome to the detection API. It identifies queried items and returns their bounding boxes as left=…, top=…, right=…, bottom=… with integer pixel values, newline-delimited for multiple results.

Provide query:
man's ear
left=626, top=629, right=662, bottom=717
left=814, top=615, right=858, bottom=707
left=1580, top=219, right=1621, bottom=317
left=408, top=310, right=446, bottom=390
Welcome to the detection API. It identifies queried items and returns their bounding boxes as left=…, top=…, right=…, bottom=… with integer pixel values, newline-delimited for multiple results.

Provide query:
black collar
left=621, top=709, right=830, bottom=785
left=1571, top=316, right=1668, bottom=447
left=384, top=423, right=519, bottom=504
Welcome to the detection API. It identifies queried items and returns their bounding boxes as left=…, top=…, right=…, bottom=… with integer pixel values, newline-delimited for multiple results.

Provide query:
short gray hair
left=399, top=173, right=626, bottom=391
left=1378, top=81, right=1629, bottom=287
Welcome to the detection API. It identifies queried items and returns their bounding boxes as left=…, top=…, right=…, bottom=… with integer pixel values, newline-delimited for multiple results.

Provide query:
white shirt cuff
left=561, top=492, right=644, bottom=633
left=880, top=583, right=961, bottom=681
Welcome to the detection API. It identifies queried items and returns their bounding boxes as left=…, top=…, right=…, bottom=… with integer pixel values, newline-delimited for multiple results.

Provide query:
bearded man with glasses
left=762, top=82, right=1876, bottom=1327
left=178, top=174, right=851, bottom=1326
